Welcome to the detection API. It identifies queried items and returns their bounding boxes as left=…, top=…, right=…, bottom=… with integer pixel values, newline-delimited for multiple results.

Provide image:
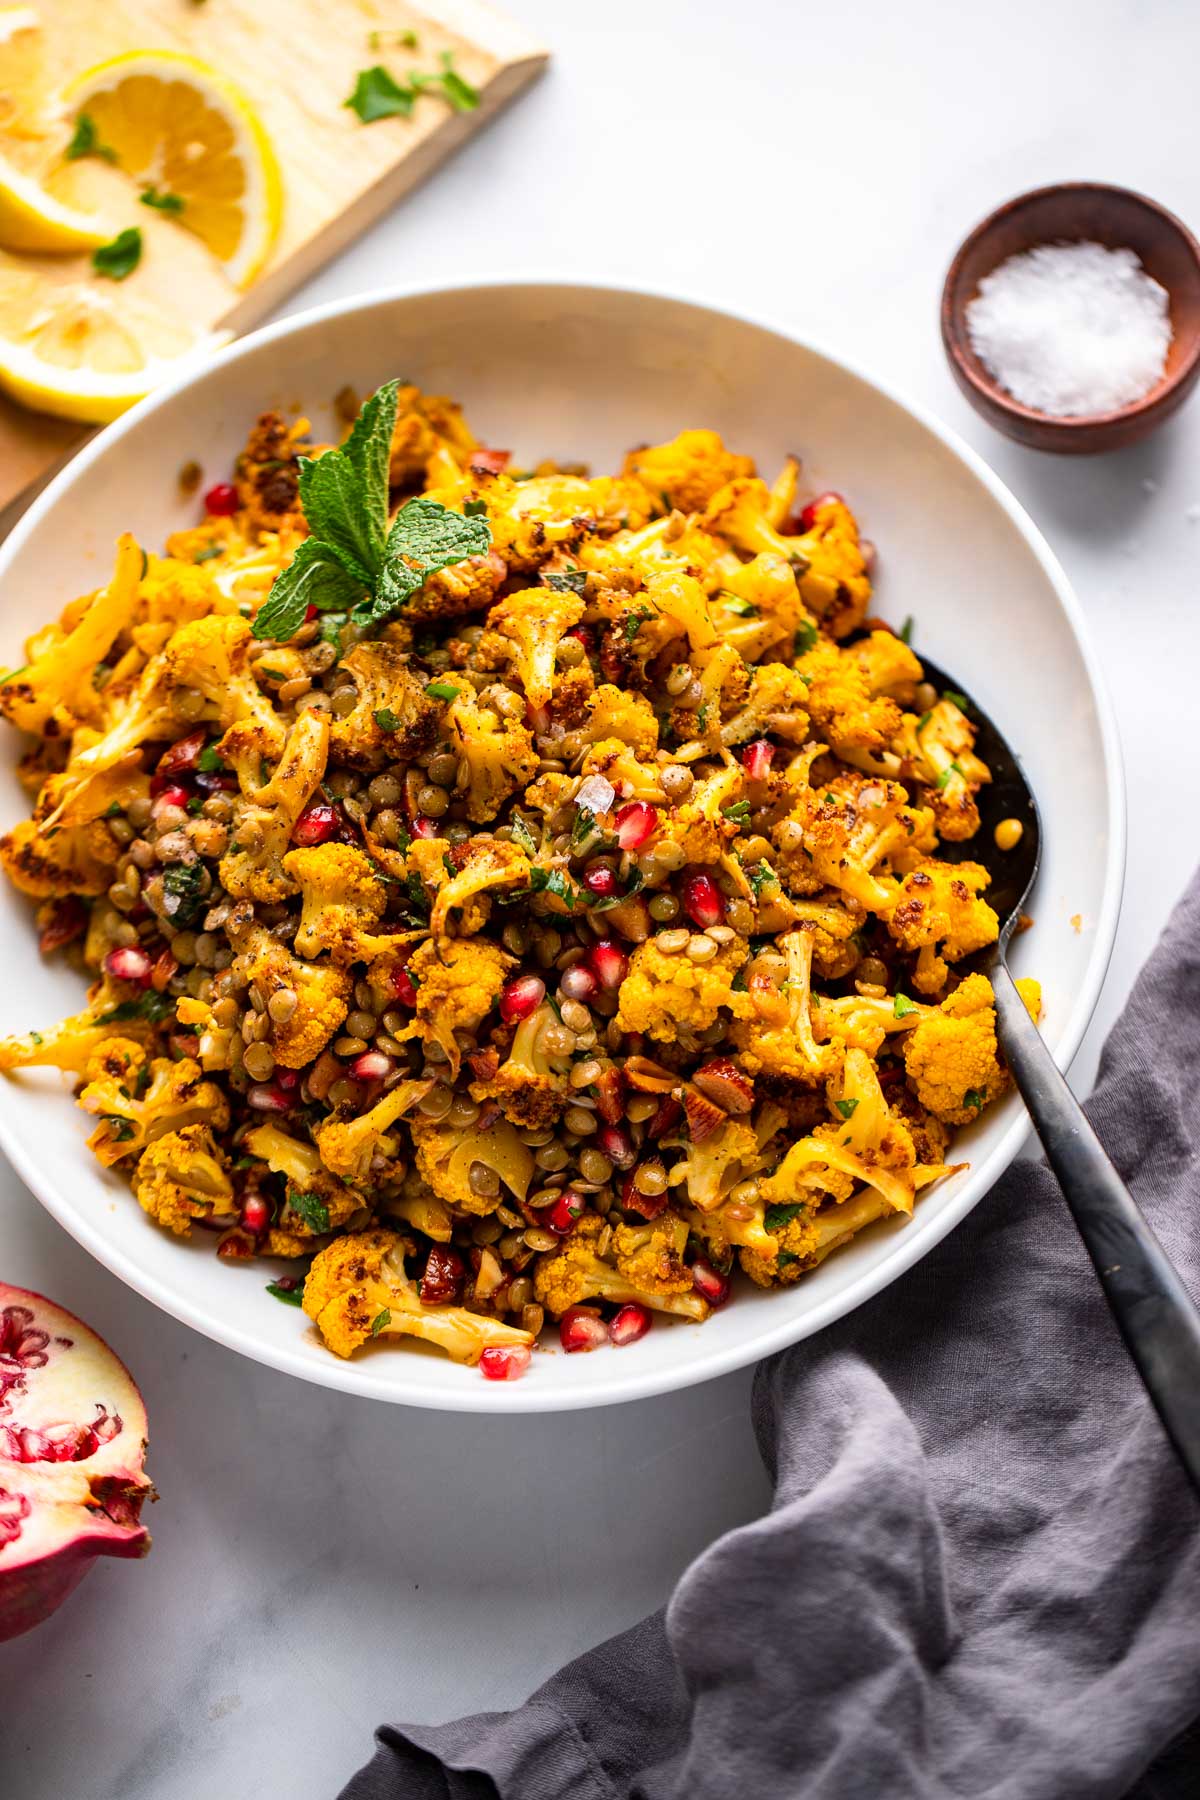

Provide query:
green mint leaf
left=91, top=227, right=142, bottom=281
left=898, top=615, right=914, bottom=645
left=161, top=862, right=207, bottom=927
left=297, top=379, right=398, bottom=582
left=722, top=801, right=752, bottom=825
left=386, top=493, right=491, bottom=573
left=765, top=1202, right=803, bottom=1232
left=369, top=1308, right=392, bottom=1336
left=374, top=707, right=402, bottom=732
left=542, top=568, right=587, bottom=595
left=254, top=539, right=366, bottom=642
left=66, top=113, right=116, bottom=163
left=288, top=1190, right=330, bottom=1234
left=140, top=185, right=185, bottom=214
left=893, top=993, right=919, bottom=1019
left=345, top=65, right=415, bottom=122
left=793, top=619, right=819, bottom=656
left=834, top=1098, right=859, bottom=1121
left=266, top=1279, right=305, bottom=1307
left=463, top=499, right=489, bottom=517
left=424, top=681, right=462, bottom=702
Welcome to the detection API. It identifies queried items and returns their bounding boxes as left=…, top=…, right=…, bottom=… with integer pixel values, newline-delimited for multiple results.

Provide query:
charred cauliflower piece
left=886, top=860, right=1000, bottom=995
left=133, top=1125, right=235, bottom=1237
left=534, top=1215, right=708, bottom=1321
left=79, top=1047, right=229, bottom=1168
left=409, top=1111, right=535, bottom=1215
left=444, top=686, right=539, bottom=824
left=616, top=932, right=750, bottom=1044
left=235, top=924, right=351, bottom=1069
left=303, top=1229, right=534, bottom=1365
left=901, top=971, right=1027, bottom=1125
left=328, top=641, right=439, bottom=772
left=468, top=999, right=572, bottom=1129
left=407, top=936, right=512, bottom=1077
left=486, top=588, right=586, bottom=711
left=623, top=428, right=756, bottom=515
left=283, top=843, right=388, bottom=963
left=219, top=711, right=329, bottom=903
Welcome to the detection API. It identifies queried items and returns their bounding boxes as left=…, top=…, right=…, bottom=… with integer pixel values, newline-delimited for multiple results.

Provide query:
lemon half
left=65, top=51, right=282, bottom=288
left=0, top=8, right=110, bottom=252
left=0, top=265, right=228, bottom=421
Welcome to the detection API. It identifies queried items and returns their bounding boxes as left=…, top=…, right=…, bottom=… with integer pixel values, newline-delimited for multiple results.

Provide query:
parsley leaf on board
left=344, top=65, right=414, bottom=122
left=140, top=185, right=185, bottom=214
left=91, top=227, right=142, bottom=281
left=66, top=113, right=116, bottom=163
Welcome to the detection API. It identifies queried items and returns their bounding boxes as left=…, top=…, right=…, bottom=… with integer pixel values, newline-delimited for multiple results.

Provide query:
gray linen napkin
left=339, top=871, right=1200, bottom=1800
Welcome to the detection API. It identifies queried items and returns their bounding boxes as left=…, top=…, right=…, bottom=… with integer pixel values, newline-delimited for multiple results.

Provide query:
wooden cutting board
left=0, top=0, right=547, bottom=517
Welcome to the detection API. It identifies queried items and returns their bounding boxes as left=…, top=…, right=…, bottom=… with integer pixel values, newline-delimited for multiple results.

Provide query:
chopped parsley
left=104, top=801, right=123, bottom=818
left=893, top=993, right=919, bottom=1019
left=529, top=866, right=577, bottom=908
left=140, top=185, right=185, bottom=214
left=369, top=1308, right=392, bottom=1337
left=571, top=806, right=597, bottom=848
left=542, top=567, right=588, bottom=595
left=374, top=706, right=403, bottom=731
left=510, top=816, right=538, bottom=856
left=963, top=1087, right=987, bottom=1113
left=722, top=800, right=752, bottom=826
left=793, top=619, right=819, bottom=656
left=266, top=1278, right=305, bottom=1307
left=765, top=1202, right=804, bottom=1232
left=192, top=544, right=223, bottom=564
left=623, top=607, right=654, bottom=642
left=91, top=227, right=142, bottom=281
left=834, top=1098, right=859, bottom=1121
left=196, top=744, right=225, bottom=772
left=942, top=689, right=970, bottom=713
left=161, top=862, right=207, bottom=928
left=898, top=615, right=914, bottom=645
left=463, top=499, right=488, bottom=517
left=65, top=113, right=117, bottom=163
left=745, top=859, right=779, bottom=898
left=936, top=759, right=964, bottom=791
left=96, top=991, right=175, bottom=1028
left=424, top=681, right=462, bottom=702
left=99, top=1114, right=136, bottom=1142
left=720, top=591, right=757, bottom=616
left=288, top=1191, right=330, bottom=1234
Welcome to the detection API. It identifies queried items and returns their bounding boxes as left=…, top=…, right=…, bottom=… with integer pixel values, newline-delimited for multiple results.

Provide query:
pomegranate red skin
left=681, top=873, right=725, bottom=929
left=203, top=481, right=239, bottom=516
left=0, top=1283, right=152, bottom=1644
left=797, top=491, right=843, bottom=532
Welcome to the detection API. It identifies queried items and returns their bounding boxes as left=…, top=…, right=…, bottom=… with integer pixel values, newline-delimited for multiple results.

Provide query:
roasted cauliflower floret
left=666, top=1117, right=762, bottom=1211
left=303, top=1229, right=534, bottom=1364
left=794, top=637, right=904, bottom=767
left=314, top=1078, right=437, bottom=1185
left=79, top=1047, right=229, bottom=1168
left=902, top=972, right=1011, bottom=1125
left=740, top=1190, right=892, bottom=1289
left=773, top=778, right=934, bottom=913
left=486, top=588, right=586, bottom=711
left=894, top=698, right=992, bottom=841
left=282, top=843, right=388, bottom=963
left=760, top=1048, right=927, bottom=1220
left=407, top=935, right=512, bottom=1077
left=719, top=660, right=813, bottom=748
left=219, top=710, right=329, bottom=902
left=533, top=1214, right=708, bottom=1321
left=327, top=640, right=439, bottom=772
left=430, top=836, right=531, bottom=936
left=408, top=1111, right=535, bottom=1214
left=731, top=929, right=841, bottom=1083
left=623, top=428, right=756, bottom=516
left=886, top=860, right=1000, bottom=994
left=0, top=988, right=172, bottom=1075
left=444, top=686, right=540, bottom=824
left=133, top=1125, right=235, bottom=1237
left=711, top=554, right=807, bottom=664
left=387, top=384, right=478, bottom=485
left=703, top=483, right=871, bottom=638
left=469, top=999, right=571, bottom=1129
left=582, top=685, right=660, bottom=757
left=616, top=932, right=750, bottom=1044
left=241, top=1120, right=366, bottom=1247
left=0, top=534, right=141, bottom=735
left=850, top=629, right=923, bottom=703
left=235, top=924, right=351, bottom=1068
left=0, top=807, right=117, bottom=899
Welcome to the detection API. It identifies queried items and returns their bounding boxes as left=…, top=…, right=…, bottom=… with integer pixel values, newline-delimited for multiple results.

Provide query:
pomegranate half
left=0, top=1282, right=153, bottom=1642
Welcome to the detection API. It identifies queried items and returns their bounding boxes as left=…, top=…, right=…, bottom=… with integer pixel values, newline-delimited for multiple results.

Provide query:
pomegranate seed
left=468, top=447, right=511, bottom=474
left=614, top=801, right=658, bottom=851
left=798, top=490, right=843, bottom=532
left=390, top=964, right=418, bottom=1008
left=157, top=728, right=208, bottom=777
left=274, top=1068, right=300, bottom=1091
left=480, top=1344, right=531, bottom=1381
left=564, top=623, right=595, bottom=654
left=350, top=1051, right=392, bottom=1082
left=103, top=946, right=153, bottom=986
left=609, top=1304, right=651, bottom=1346
left=681, top=873, right=725, bottom=929
left=692, top=1257, right=731, bottom=1306
left=241, top=1195, right=270, bottom=1236
left=421, top=1245, right=465, bottom=1305
left=247, top=1083, right=291, bottom=1113
left=204, top=481, right=239, bottom=516
left=410, top=815, right=440, bottom=839
left=560, top=1306, right=608, bottom=1353
left=544, top=1189, right=586, bottom=1235
left=589, top=940, right=628, bottom=990
left=151, top=783, right=190, bottom=818
left=596, top=1123, right=635, bottom=1169
left=217, top=1228, right=256, bottom=1260
left=559, top=963, right=597, bottom=1002
left=37, top=895, right=86, bottom=956
left=741, top=739, right=775, bottom=781
left=581, top=862, right=618, bottom=898
left=499, top=974, right=545, bottom=1023
left=292, top=803, right=339, bottom=846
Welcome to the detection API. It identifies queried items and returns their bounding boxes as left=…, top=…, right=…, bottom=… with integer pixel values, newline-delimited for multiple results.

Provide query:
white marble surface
left=4, top=2, right=1200, bottom=1793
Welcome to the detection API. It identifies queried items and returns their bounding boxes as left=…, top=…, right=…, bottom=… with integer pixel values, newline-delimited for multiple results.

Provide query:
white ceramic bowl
left=0, top=281, right=1124, bottom=1411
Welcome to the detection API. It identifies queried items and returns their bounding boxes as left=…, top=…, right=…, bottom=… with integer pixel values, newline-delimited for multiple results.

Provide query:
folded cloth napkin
left=339, top=872, right=1200, bottom=1800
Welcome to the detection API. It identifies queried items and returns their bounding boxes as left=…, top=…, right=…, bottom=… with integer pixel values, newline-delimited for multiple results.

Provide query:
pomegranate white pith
left=0, top=1283, right=153, bottom=1642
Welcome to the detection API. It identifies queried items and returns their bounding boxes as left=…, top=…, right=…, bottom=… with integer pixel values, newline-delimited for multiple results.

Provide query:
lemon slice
left=0, top=265, right=227, bottom=421
left=64, top=51, right=282, bottom=288
left=0, top=7, right=110, bottom=252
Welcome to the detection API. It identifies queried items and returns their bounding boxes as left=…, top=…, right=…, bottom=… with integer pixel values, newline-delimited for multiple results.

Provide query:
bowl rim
left=0, top=276, right=1127, bottom=1411
left=940, top=180, right=1200, bottom=434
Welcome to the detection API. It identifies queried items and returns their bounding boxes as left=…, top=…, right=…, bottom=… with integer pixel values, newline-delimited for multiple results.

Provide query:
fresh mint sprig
left=254, top=380, right=491, bottom=642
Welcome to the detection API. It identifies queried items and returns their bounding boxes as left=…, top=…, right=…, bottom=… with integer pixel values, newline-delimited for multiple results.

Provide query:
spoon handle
left=992, top=959, right=1200, bottom=1494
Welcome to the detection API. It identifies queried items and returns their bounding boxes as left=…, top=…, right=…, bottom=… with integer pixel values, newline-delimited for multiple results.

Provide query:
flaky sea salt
left=966, top=242, right=1172, bottom=417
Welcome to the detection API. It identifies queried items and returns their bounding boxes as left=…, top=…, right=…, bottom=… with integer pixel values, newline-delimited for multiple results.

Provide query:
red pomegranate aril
left=156, top=728, right=208, bottom=777
left=582, top=862, right=618, bottom=898
left=614, top=801, right=658, bottom=851
left=103, top=946, right=153, bottom=987
left=151, top=783, right=190, bottom=818
left=203, top=481, right=239, bottom=517
left=564, top=623, right=596, bottom=654
left=292, top=803, right=339, bottom=847
left=274, top=1068, right=300, bottom=1092
left=544, top=1189, right=586, bottom=1235
left=681, top=872, right=725, bottom=929
left=420, top=1245, right=465, bottom=1305
left=246, top=1083, right=291, bottom=1113
left=37, top=896, right=86, bottom=956
left=560, top=1306, right=608, bottom=1354
left=559, top=963, right=597, bottom=1003
left=741, top=739, right=775, bottom=781
left=216, top=1228, right=256, bottom=1260
left=596, top=1123, right=635, bottom=1169
left=240, top=1195, right=270, bottom=1236
left=692, top=1257, right=731, bottom=1306
left=589, top=939, right=628, bottom=990
left=389, top=964, right=418, bottom=1008
left=479, top=1344, right=531, bottom=1381
left=349, top=1051, right=392, bottom=1082
left=410, top=815, right=440, bottom=839
left=499, top=973, right=545, bottom=1023
left=798, top=490, right=843, bottom=532
left=609, top=1304, right=651, bottom=1347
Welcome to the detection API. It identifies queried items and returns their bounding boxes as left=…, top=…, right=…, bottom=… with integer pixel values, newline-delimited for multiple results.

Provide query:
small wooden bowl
left=941, top=182, right=1200, bottom=453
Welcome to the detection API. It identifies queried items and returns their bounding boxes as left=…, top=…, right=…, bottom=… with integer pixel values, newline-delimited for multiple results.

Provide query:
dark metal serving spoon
left=918, top=656, right=1200, bottom=1495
